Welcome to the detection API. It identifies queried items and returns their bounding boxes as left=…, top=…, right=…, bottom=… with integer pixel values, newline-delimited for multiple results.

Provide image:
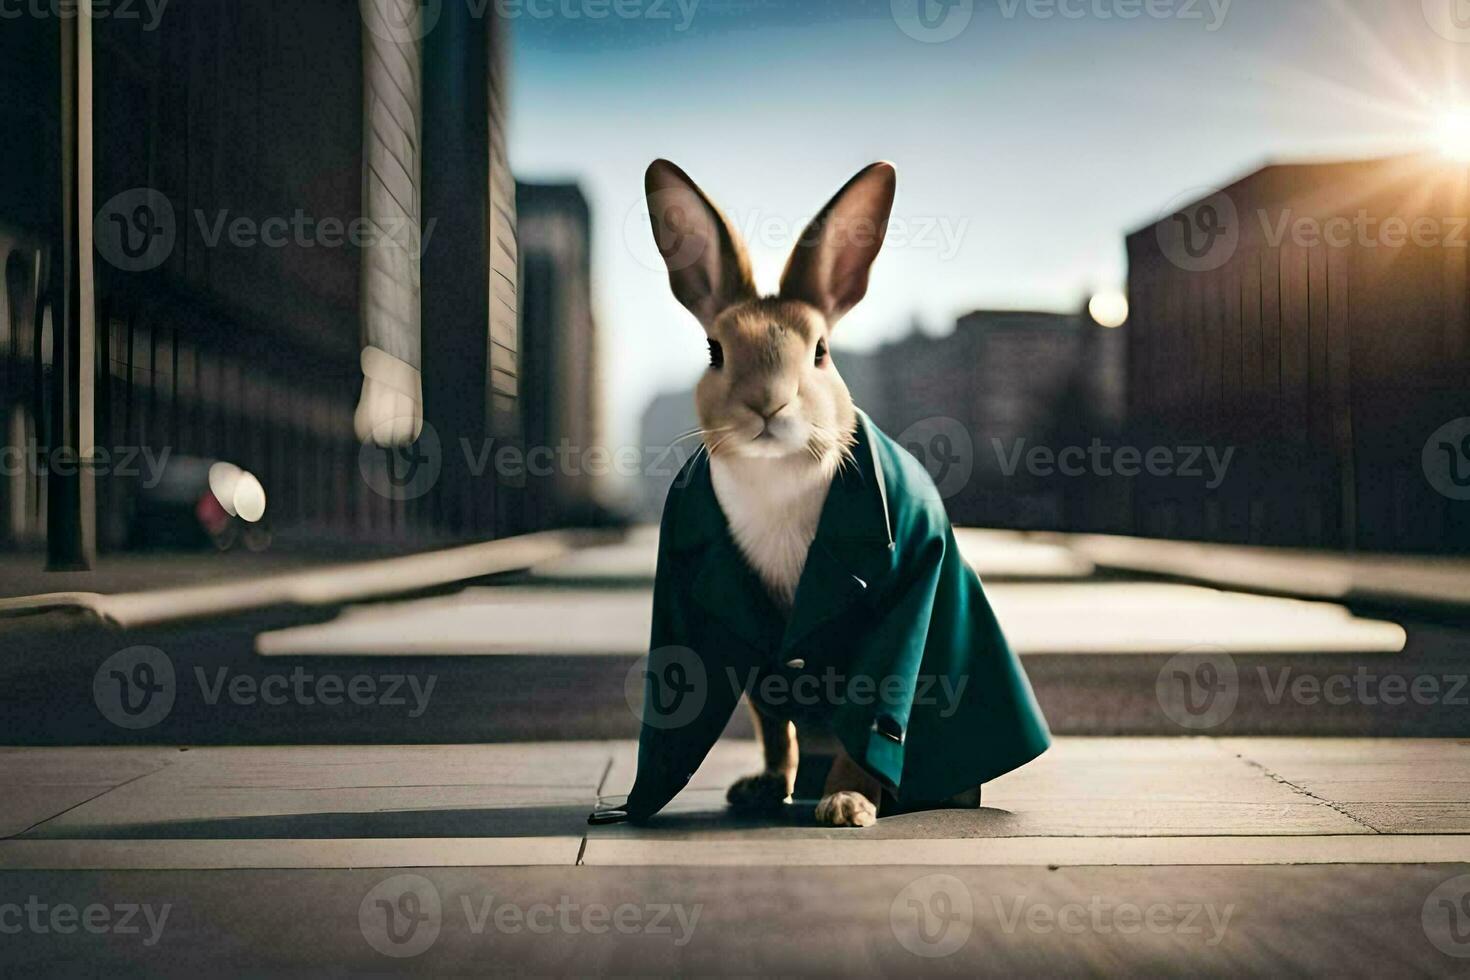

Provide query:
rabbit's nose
left=746, top=398, right=790, bottom=421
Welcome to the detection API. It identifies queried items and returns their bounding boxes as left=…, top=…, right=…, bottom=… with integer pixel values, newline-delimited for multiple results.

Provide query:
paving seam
left=7, top=764, right=174, bottom=841
left=1214, top=742, right=1382, bottom=834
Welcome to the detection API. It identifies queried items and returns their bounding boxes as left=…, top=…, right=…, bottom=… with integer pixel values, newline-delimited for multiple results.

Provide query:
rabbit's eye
left=814, top=339, right=828, bottom=367
left=707, top=339, right=724, bottom=369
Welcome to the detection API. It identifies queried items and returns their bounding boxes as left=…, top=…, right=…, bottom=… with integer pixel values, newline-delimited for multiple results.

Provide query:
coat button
left=785, top=658, right=805, bottom=670
left=872, top=715, right=904, bottom=744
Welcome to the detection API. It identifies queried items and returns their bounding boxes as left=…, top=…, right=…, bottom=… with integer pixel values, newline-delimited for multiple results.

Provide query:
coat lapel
left=665, top=413, right=896, bottom=661
left=779, top=413, right=896, bottom=657
left=668, top=454, right=785, bottom=655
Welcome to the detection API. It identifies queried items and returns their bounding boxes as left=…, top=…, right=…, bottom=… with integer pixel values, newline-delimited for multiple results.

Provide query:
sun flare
left=1434, top=108, right=1470, bottom=162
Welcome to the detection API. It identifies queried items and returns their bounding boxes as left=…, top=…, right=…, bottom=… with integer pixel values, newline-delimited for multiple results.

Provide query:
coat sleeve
left=622, top=485, right=745, bottom=821
left=833, top=477, right=1051, bottom=803
left=897, top=520, right=1052, bottom=799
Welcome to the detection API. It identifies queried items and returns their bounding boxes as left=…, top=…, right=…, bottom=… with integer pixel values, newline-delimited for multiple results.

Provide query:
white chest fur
left=710, top=454, right=834, bottom=609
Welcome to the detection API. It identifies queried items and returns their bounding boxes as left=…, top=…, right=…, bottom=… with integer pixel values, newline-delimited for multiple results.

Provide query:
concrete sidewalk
left=1051, top=532, right=1470, bottom=616
left=1, top=739, right=1466, bottom=976
left=2, top=737, right=1466, bottom=869
left=5, top=525, right=1462, bottom=633
left=0, top=529, right=612, bottom=628
left=253, top=528, right=1409, bottom=657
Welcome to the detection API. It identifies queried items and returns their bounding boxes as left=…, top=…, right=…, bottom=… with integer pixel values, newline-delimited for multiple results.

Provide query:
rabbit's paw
left=815, top=790, right=877, bottom=827
left=726, top=772, right=793, bottom=812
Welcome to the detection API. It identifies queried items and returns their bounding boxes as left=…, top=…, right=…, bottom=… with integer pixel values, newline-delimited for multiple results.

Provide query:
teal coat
left=617, top=412, right=1050, bottom=822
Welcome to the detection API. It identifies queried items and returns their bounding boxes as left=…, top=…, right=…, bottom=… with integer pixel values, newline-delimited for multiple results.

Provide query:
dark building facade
left=516, top=181, right=605, bottom=529
left=1127, top=154, right=1470, bottom=554
left=1, top=3, right=522, bottom=556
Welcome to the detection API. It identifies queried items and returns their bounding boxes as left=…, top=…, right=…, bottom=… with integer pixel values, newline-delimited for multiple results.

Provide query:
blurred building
left=516, top=181, right=606, bottom=529
left=636, top=390, right=699, bottom=521
left=845, top=309, right=1126, bottom=530
left=0, top=3, right=525, bottom=558
left=635, top=307, right=1127, bottom=531
left=1127, top=154, right=1470, bottom=554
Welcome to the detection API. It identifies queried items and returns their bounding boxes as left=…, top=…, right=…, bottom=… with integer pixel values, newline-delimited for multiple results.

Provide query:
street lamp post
left=46, top=2, right=96, bottom=570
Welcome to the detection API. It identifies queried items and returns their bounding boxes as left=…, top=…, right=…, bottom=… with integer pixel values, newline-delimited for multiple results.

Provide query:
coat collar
left=668, top=411, right=896, bottom=658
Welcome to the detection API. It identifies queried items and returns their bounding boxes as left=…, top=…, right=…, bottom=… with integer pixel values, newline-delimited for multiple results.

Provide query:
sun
left=1434, top=108, right=1470, bottom=162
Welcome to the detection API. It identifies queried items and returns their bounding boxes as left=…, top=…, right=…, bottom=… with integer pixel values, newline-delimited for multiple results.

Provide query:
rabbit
left=644, top=158, right=897, bottom=827
left=625, top=159, right=1048, bottom=831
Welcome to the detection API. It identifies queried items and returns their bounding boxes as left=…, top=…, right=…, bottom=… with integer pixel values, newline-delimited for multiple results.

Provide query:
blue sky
left=508, top=0, right=1470, bottom=448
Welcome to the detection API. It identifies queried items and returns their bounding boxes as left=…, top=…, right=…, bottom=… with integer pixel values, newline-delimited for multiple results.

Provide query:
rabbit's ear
left=645, top=160, right=756, bottom=328
left=779, top=162, right=896, bottom=326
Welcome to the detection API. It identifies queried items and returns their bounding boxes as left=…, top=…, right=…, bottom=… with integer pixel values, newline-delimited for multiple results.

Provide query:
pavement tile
left=255, top=587, right=653, bottom=656
left=0, top=837, right=580, bottom=869
left=1221, top=739, right=1470, bottom=809
left=1061, top=531, right=1470, bottom=611
left=252, top=580, right=1408, bottom=659
left=1221, top=737, right=1470, bottom=763
left=592, top=787, right=1361, bottom=840
left=21, top=744, right=616, bottom=841
left=0, top=747, right=180, bottom=838
left=579, top=835, right=1470, bottom=867
left=527, top=527, right=660, bottom=582
left=4, top=738, right=1467, bottom=871
left=522, top=528, right=1098, bottom=585
left=1338, top=803, right=1470, bottom=834
left=596, top=738, right=1369, bottom=838
left=0, top=865, right=1464, bottom=975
